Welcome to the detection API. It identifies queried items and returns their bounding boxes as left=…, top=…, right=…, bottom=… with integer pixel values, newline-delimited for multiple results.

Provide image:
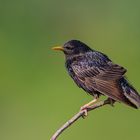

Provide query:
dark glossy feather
left=66, top=50, right=140, bottom=108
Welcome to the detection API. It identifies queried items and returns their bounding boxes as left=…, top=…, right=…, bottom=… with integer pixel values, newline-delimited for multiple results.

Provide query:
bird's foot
left=107, top=98, right=115, bottom=107
left=80, top=98, right=98, bottom=118
left=80, top=105, right=89, bottom=118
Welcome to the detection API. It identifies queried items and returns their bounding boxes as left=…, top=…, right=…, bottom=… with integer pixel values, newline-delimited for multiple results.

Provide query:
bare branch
left=50, top=99, right=111, bottom=140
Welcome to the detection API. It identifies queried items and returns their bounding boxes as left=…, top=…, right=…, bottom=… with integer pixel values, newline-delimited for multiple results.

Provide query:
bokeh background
left=1, top=0, right=140, bottom=140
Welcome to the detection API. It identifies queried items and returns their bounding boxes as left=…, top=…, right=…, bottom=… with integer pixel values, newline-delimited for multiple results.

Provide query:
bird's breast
left=65, top=61, right=98, bottom=95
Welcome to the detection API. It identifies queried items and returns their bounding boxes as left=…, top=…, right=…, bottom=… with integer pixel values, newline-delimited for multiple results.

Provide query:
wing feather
left=67, top=51, right=137, bottom=108
left=71, top=55, right=133, bottom=106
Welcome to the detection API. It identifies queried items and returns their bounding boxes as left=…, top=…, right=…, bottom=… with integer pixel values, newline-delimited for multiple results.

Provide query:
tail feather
left=120, top=78, right=140, bottom=109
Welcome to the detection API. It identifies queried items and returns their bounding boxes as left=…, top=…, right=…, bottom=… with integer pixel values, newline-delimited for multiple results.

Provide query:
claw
left=82, top=109, right=88, bottom=118
left=80, top=106, right=88, bottom=118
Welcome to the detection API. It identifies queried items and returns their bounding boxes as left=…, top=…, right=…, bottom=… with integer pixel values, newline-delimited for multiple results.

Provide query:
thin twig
left=50, top=99, right=111, bottom=140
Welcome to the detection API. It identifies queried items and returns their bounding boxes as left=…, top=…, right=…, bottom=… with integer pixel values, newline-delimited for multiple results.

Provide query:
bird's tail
left=120, top=78, right=140, bottom=109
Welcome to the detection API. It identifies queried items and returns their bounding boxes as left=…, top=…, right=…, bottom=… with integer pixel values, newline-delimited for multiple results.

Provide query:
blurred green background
left=0, top=0, right=140, bottom=140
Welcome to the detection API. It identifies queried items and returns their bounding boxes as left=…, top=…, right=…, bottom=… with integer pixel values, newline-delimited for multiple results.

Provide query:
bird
left=52, top=40, right=140, bottom=116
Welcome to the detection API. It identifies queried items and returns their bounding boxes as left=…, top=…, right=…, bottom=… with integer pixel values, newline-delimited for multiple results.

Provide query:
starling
left=52, top=40, right=140, bottom=116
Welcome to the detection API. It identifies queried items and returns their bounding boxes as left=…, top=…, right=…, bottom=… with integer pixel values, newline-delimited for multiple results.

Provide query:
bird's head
left=52, top=40, right=92, bottom=57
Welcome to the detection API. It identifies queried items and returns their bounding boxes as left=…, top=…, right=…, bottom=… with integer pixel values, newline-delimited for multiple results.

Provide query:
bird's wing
left=71, top=53, right=130, bottom=104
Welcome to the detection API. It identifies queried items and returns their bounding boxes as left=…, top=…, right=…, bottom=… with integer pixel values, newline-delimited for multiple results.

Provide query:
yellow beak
left=52, top=46, right=64, bottom=51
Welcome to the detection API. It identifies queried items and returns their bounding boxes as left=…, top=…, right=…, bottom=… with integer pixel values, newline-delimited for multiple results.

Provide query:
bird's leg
left=80, top=98, right=98, bottom=118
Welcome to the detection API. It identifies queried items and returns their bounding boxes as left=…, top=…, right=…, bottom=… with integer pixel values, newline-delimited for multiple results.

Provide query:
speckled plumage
left=62, top=40, right=140, bottom=108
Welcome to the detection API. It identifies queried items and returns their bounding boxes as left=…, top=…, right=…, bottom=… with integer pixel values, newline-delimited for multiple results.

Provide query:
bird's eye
left=66, top=46, right=73, bottom=50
